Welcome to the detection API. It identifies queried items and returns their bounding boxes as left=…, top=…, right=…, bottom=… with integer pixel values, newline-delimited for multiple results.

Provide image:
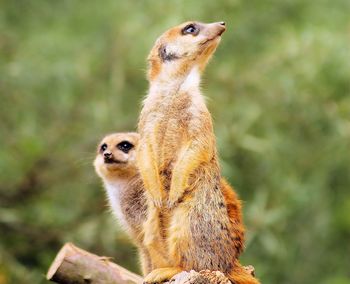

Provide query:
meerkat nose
left=217, top=22, right=226, bottom=35
left=104, top=152, right=112, bottom=158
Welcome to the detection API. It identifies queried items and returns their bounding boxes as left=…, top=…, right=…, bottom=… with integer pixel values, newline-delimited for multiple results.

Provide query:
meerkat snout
left=103, top=151, right=113, bottom=162
left=179, top=21, right=226, bottom=40
left=217, top=22, right=226, bottom=35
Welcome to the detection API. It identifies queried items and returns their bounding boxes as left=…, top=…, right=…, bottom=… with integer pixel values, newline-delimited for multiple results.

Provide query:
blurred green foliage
left=0, top=0, right=350, bottom=283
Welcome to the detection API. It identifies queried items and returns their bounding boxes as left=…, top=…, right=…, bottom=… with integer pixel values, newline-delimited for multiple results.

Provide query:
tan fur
left=137, top=21, right=260, bottom=283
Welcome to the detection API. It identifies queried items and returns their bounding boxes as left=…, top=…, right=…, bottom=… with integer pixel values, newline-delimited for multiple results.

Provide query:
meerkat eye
left=100, top=143, right=107, bottom=152
left=182, top=24, right=199, bottom=36
left=117, top=141, right=134, bottom=153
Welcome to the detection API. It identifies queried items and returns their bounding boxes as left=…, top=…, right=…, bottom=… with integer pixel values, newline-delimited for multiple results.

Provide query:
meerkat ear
left=158, top=44, right=179, bottom=62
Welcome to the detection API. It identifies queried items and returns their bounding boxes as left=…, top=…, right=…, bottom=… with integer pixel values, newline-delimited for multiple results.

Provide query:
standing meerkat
left=93, top=132, right=151, bottom=274
left=137, top=21, right=260, bottom=284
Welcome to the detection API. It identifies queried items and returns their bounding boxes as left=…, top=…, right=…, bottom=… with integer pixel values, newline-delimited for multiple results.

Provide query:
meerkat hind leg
left=143, top=267, right=183, bottom=283
left=138, top=247, right=152, bottom=276
left=143, top=204, right=169, bottom=269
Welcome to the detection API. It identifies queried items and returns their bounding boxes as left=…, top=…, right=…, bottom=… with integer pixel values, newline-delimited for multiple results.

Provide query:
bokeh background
left=1, top=1, right=350, bottom=283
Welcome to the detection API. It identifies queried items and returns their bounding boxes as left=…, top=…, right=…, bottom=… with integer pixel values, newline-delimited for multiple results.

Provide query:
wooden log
left=46, top=243, right=143, bottom=284
left=47, top=243, right=255, bottom=284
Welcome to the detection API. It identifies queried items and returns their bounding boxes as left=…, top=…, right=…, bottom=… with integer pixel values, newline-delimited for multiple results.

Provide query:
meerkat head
left=147, top=21, right=226, bottom=81
left=94, top=132, right=140, bottom=181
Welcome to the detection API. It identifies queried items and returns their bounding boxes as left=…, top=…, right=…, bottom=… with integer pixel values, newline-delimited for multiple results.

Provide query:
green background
left=1, top=1, right=350, bottom=283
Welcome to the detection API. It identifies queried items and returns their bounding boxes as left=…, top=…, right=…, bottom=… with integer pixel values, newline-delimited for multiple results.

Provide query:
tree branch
left=46, top=243, right=143, bottom=284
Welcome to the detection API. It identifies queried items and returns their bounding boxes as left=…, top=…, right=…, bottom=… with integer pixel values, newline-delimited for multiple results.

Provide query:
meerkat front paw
left=151, top=196, right=163, bottom=208
left=143, top=267, right=183, bottom=284
left=168, top=178, right=188, bottom=208
left=167, top=190, right=183, bottom=208
left=146, top=191, right=164, bottom=208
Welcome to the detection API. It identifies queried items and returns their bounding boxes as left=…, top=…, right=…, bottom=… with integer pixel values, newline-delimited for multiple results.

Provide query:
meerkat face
left=94, top=132, right=140, bottom=180
left=148, top=21, right=226, bottom=80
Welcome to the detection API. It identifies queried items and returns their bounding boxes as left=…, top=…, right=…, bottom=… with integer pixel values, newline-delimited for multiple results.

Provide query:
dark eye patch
left=117, top=141, right=134, bottom=153
left=182, top=23, right=199, bottom=36
left=100, top=143, right=107, bottom=152
left=158, top=44, right=180, bottom=62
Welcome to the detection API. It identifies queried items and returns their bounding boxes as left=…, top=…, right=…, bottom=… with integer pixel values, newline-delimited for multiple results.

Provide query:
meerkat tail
left=227, top=261, right=261, bottom=284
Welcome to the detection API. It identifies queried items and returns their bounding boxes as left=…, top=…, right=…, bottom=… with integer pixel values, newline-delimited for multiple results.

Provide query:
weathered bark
left=46, top=243, right=143, bottom=284
left=47, top=243, right=255, bottom=284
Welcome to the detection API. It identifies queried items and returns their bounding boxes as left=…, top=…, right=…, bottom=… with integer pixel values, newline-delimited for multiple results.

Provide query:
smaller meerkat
left=93, top=132, right=150, bottom=274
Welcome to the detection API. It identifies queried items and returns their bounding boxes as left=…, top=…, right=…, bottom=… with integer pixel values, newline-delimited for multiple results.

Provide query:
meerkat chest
left=143, top=67, right=205, bottom=123
left=144, top=90, right=204, bottom=126
left=103, top=181, right=131, bottom=232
